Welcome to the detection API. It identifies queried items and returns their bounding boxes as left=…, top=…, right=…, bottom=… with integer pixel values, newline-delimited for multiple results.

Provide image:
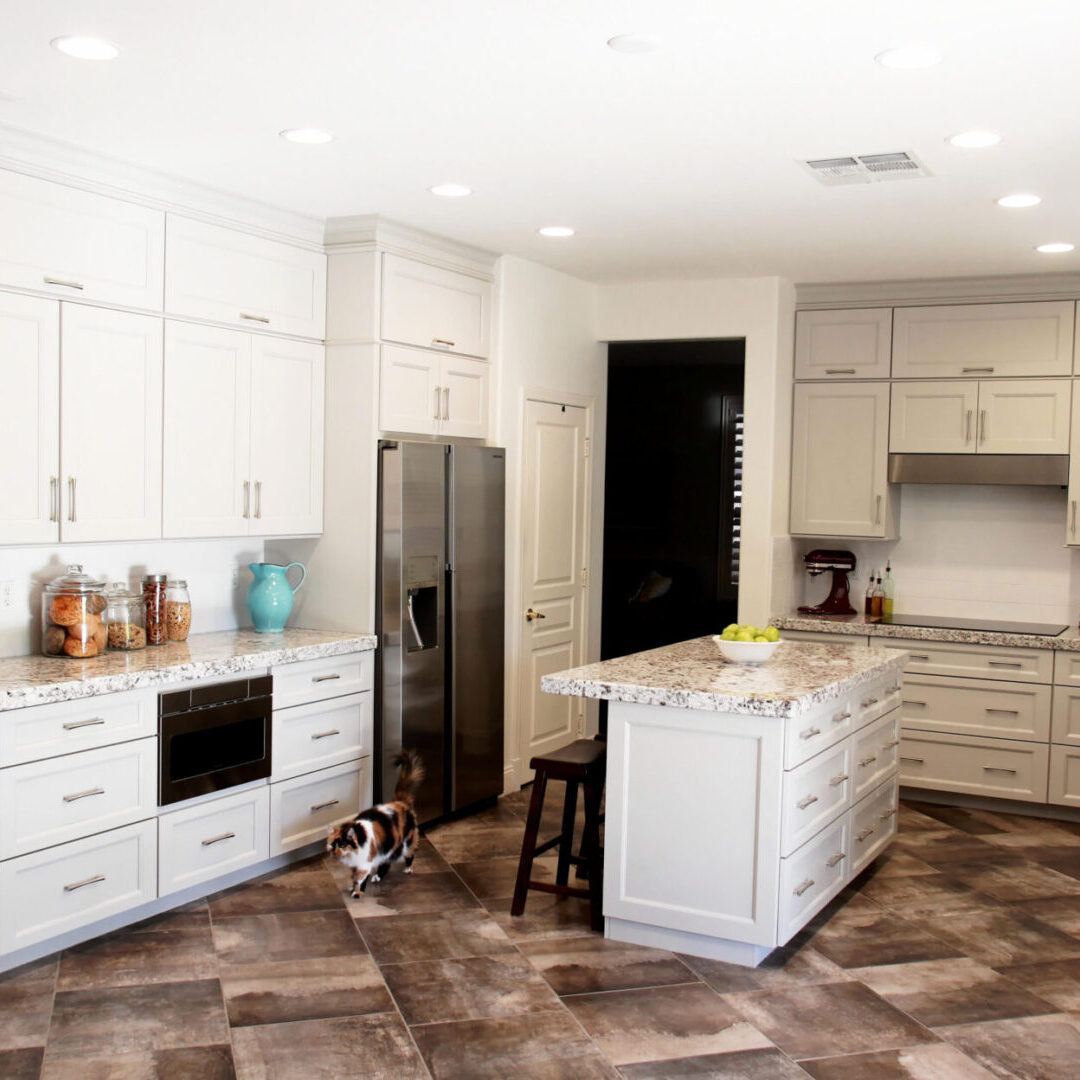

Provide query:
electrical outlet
left=0, top=580, right=15, bottom=609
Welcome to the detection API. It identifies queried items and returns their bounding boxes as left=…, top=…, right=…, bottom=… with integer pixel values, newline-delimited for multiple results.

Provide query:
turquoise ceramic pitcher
left=247, top=562, right=306, bottom=633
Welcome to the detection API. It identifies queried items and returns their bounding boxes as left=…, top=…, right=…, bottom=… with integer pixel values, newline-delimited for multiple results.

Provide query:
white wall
left=594, top=276, right=797, bottom=625
left=0, top=537, right=264, bottom=657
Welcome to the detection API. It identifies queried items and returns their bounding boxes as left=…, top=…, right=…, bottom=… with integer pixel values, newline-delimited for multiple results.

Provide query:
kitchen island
left=543, top=636, right=907, bottom=966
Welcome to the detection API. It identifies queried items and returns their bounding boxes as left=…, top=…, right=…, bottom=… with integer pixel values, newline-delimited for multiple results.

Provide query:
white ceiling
left=4, top=0, right=1080, bottom=284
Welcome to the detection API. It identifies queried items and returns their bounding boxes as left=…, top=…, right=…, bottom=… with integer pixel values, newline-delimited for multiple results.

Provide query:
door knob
left=525, top=608, right=547, bottom=621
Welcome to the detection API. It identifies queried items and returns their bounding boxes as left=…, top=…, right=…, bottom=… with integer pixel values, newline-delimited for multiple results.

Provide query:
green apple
left=735, top=631, right=754, bottom=642
left=754, top=635, right=769, bottom=642
left=764, top=627, right=780, bottom=642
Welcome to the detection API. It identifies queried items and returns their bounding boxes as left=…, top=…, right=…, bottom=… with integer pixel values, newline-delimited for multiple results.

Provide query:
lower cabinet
left=269, top=758, right=368, bottom=856
left=1049, top=745, right=1080, bottom=808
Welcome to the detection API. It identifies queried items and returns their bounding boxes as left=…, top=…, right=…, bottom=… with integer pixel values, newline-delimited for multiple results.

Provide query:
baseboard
left=902, top=786, right=1080, bottom=824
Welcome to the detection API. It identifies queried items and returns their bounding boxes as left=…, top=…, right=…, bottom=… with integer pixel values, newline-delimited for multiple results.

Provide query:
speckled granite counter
left=773, top=613, right=1080, bottom=652
left=541, top=635, right=905, bottom=718
left=0, top=628, right=377, bottom=711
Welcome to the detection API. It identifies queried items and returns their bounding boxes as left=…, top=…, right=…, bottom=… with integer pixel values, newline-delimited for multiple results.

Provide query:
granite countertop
left=541, top=636, right=906, bottom=718
left=773, top=613, right=1080, bottom=652
left=0, top=628, right=377, bottom=712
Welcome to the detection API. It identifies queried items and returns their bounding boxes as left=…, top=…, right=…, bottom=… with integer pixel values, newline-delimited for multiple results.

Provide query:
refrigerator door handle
left=406, top=591, right=425, bottom=650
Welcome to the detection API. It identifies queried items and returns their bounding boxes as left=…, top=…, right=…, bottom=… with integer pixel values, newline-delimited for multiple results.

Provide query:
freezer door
left=448, top=445, right=506, bottom=811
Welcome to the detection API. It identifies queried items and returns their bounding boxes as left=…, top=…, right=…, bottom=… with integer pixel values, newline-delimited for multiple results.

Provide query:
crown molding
left=0, top=122, right=324, bottom=249
left=796, top=272, right=1080, bottom=309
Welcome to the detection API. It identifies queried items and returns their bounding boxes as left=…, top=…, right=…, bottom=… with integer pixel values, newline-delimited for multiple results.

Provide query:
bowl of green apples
left=712, top=623, right=781, bottom=664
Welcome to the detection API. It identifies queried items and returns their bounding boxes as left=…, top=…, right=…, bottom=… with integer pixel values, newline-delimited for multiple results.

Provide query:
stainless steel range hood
left=888, top=454, right=1069, bottom=486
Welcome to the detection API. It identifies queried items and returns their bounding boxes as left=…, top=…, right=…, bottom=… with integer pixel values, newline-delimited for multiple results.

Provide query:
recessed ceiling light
left=538, top=226, right=575, bottom=238
left=875, top=46, right=942, bottom=69
left=51, top=36, right=120, bottom=60
left=1036, top=242, right=1074, bottom=254
left=948, top=130, right=1002, bottom=148
left=996, top=193, right=1042, bottom=208
left=428, top=184, right=472, bottom=198
left=279, top=128, right=334, bottom=145
left=607, top=34, right=659, bottom=54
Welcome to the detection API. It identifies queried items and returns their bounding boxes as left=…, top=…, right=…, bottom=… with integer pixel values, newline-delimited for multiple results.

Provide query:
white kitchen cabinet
left=1066, top=381, right=1080, bottom=545
left=379, top=343, right=489, bottom=439
left=0, top=293, right=59, bottom=544
left=0, top=169, right=164, bottom=311
left=901, top=675, right=1051, bottom=742
left=875, top=637, right=1053, bottom=684
left=1049, top=745, right=1080, bottom=808
left=271, top=692, right=372, bottom=782
left=889, top=381, right=979, bottom=453
left=269, top=758, right=367, bottom=856
left=892, top=301, right=1075, bottom=379
left=790, top=382, right=898, bottom=538
left=794, top=308, right=892, bottom=380
left=1051, top=685, right=1080, bottom=746
left=165, top=215, right=326, bottom=339
left=381, top=253, right=490, bottom=358
left=60, top=306, right=163, bottom=542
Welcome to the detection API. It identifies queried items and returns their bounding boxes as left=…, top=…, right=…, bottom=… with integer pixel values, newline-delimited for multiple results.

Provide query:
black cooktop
left=881, top=614, right=1068, bottom=636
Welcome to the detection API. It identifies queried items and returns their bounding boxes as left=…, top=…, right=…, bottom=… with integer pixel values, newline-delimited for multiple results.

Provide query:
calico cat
left=326, top=750, right=423, bottom=897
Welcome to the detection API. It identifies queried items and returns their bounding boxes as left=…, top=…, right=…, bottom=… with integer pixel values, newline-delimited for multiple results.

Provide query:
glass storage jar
left=142, top=573, right=167, bottom=646
left=42, top=564, right=108, bottom=658
left=105, top=585, right=147, bottom=650
left=166, top=579, right=191, bottom=641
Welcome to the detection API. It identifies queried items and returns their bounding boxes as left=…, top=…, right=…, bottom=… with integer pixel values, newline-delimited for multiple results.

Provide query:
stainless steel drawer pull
left=63, top=717, right=106, bottom=730
left=826, top=852, right=846, bottom=867
left=985, top=708, right=1020, bottom=716
left=888, top=685, right=901, bottom=694
left=962, top=366, right=994, bottom=373
left=202, top=832, right=236, bottom=847
left=910, top=654, right=930, bottom=661
left=796, top=794, right=819, bottom=810
left=240, top=312, right=270, bottom=324
left=861, top=697, right=879, bottom=708
left=432, top=337, right=455, bottom=348
left=832, top=711, right=852, bottom=723
left=254, top=480, right=262, bottom=519
left=856, top=826, right=876, bottom=843
left=63, top=787, right=105, bottom=802
left=799, top=726, right=822, bottom=740
left=825, top=368, right=856, bottom=374
left=901, top=756, right=925, bottom=765
left=442, top=386, right=449, bottom=421
left=880, top=808, right=897, bottom=821
left=311, top=799, right=340, bottom=813
left=793, top=879, right=815, bottom=897
left=903, top=700, right=927, bottom=707
left=988, top=661, right=1022, bottom=669
left=829, top=773, right=850, bottom=786
left=434, top=386, right=441, bottom=420
left=68, top=476, right=76, bottom=522
left=312, top=673, right=341, bottom=683
left=243, top=480, right=250, bottom=519
left=966, top=409, right=973, bottom=443
left=311, top=729, right=341, bottom=740
left=49, top=476, right=58, bottom=522
left=859, top=754, right=877, bottom=767
left=64, top=873, right=105, bottom=892
left=43, top=275, right=84, bottom=290
left=983, top=766, right=1018, bottom=775
left=884, top=739, right=901, bottom=749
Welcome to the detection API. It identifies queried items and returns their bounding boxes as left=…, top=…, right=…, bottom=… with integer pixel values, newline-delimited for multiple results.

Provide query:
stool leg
left=556, top=780, right=578, bottom=887
left=582, top=777, right=605, bottom=933
left=511, top=774, right=547, bottom=917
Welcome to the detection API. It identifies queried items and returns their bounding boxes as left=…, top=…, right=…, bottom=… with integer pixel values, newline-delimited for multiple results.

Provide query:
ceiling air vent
left=802, top=151, right=931, bottom=186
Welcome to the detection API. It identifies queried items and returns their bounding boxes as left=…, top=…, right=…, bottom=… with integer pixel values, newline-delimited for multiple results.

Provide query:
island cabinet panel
left=780, top=740, right=853, bottom=857
left=777, top=814, right=850, bottom=944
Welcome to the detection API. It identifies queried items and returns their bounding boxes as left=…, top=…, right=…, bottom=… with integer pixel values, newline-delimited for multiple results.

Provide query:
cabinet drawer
left=779, top=630, right=869, bottom=646
left=853, top=709, right=900, bottom=799
left=271, top=652, right=373, bottom=709
left=1049, top=745, right=1080, bottom=808
left=781, top=741, right=852, bottom=857
left=1052, top=685, right=1080, bottom=746
left=853, top=678, right=903, bottom=728
left=0, top=737, right=157, bottom=860
left=902, top=675, right=1050, bottom=742
left=0, top=689, right=157, bottom=767
left=876, top=638, right=1052, bottom=684
left=784, top=695, right=857, bottom=769
left=272, top=693, right=372, bottom=781
left=0, top=818, right=156, bottom=953
left=1053, top=651, right=1080, bottom=687
left=850, top=775, right=899, bottom=877
left=898, top=730, right=1049, bottom=802
left=778, top=815, right=849, bottom=945
left=159, top=785, right=270, bottom=896
left=269, top=759, right=367, bottom=856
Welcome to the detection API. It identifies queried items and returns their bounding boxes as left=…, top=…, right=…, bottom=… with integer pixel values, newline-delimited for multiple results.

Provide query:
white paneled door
left=519, top=399, right=589, bottom=774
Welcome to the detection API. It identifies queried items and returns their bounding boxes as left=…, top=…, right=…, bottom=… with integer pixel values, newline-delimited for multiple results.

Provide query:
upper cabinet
left=165, top=216, right=327, bottom=339
left=380, top=254, right=491, bottom=359
left=794, top=308, right=892, bottom=380
left=0, top=170, right=164, bottom=311
left=379, top=344, right=488, bottom=440
left=892, top=301, right=1075, bottom=379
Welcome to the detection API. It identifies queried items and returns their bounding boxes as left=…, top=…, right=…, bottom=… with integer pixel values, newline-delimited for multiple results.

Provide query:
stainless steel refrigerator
left=376, top=440, right=505, bottom=824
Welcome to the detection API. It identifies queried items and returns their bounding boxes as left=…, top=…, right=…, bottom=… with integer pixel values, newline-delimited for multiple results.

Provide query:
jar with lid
left=42, top=565, right=108, bottom=658
left=142, top=573, right=167, bottom=646
left=104, top=585, right=147, bottom=651
left=166, top=579, right=191, bottom=641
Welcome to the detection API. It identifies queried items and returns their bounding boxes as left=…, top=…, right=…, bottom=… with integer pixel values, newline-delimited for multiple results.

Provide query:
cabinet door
left=60, top=306, right=163, bottom=542
left=379, top=343, right=440, bottom=435
left=892, top=301, right=1075, bottom=378
left=163, top=323, right=252, bottom=538
left=1049, top=745, right=1080, bottom=808
left=0, top=169, right=165, bottom=311
left=249, top=337, right=324, bottom=535
left=0, top=293, right=59, bottom=544
left=380, top=254, right=490, bottom=358
left=794, top=308, right=891, bottom=380
left=440, top=356, right=489, bottom=439
left=889, top=381, right=978, bottom=453
left=790, top=382, right=897, bottom=537
left=1067, top=381, right=1080, bottom=546
left=978, top=379, right=1071, bottom=454
left=165, top=216, right=326, bottom=338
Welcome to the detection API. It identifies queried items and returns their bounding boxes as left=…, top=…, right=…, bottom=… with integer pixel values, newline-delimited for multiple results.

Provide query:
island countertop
left=541, top=636, right=906, bottom=718
left=0, top=628, right=377, bottom=712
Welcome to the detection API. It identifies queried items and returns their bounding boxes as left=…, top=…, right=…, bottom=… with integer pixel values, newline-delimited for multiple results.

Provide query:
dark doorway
left=601, top=340, right=745, bottom=663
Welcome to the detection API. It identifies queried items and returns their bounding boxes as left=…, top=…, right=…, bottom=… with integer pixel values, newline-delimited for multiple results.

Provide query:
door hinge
left=584, top=437, right=591, bottom=459
left=580, top=568, right=589, bottom=588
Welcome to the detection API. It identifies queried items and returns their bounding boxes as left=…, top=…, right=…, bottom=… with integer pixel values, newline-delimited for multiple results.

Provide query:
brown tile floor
left=6, top=795, right=1080, bottom=1078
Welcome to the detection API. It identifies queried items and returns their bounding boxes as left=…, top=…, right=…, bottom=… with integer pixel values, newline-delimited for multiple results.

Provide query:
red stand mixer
left=797, top=549, right=857, bottom=616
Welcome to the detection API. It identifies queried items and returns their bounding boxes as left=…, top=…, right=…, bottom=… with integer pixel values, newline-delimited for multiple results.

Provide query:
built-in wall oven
left=158, top=675, right=273, bottom=806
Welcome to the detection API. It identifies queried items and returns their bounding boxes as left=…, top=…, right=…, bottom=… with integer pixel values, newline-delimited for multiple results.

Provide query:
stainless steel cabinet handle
left=68, top=477, right=76, bottom=522
left=880, top=808, right=897, bottom=821
left=442, top=386, right=449, bottom=421
left=63, top=717, right=105, bottom=730
left=909, top=653, right=930, bottom=661
left=856, top=827, right=875, bottom=843
left=963, top=366, right=994, bottom=374
left=1073, top=500, right=1078, bottom=536
left=859, top=754, right=877, bottom=768
left=965, top=409, right=973, bottom=443
left=311, top=729, right=341, bottom=740
left=825, top=368, right=856, bottom=375
left=240, top=312, right=270, bottom=324
left=311, top=799, right=340, bottom=813
left=874, top=494, right=882, bottom=525
left=432, top=337, right=455, bottom=348
left=312, top=673, right=341, bottom=683
left=985, top=708, right=1020, bottom=716
left=903, top=700, right=927, bottom=707
left=254, top=480, right=262, bottom=519
left=43, top=276, right=84, bottom=290
left=799, top=726, right=822, bottom=740
left=901, top=756, right=925, bottom=764
left=62, top=787, right=105, bottom=802
left=793, top=879, right=815, bottom=897
left=202, top=832, right=236, bottom=847
left=64, top=873, right=105, bottom=892
left=861, top=697, right=879, bottom=707
left=826, top=851, right=846, bottom=867
left=49, top=476, right=58, bottom=522
left=988, top=660, right=1022, bottom=668
left=829, top=773, right=850, bottom=786
left=979, top=409, right=987, bottom=443
left=796, top=794, right=819, bottom=810
left=243, top=480, right=250, bottom=519
left=983, top=766, right=1018, bottom=775
left=883, top=739, right=901, bottom=749
left=832, top=711, right=852, bottom=723
left=434, top=386, right=441, bottom=420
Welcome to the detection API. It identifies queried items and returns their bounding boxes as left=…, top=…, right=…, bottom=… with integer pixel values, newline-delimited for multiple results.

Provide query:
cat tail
left=392, top=749, right=424, bottom=806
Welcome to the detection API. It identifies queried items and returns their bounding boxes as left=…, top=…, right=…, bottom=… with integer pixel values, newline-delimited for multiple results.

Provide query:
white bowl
left=712, top=636, right=781, bottom=665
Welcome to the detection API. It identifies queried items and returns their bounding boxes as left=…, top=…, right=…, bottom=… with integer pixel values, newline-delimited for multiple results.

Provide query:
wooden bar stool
left=510, top=738, right=606, bottom=933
